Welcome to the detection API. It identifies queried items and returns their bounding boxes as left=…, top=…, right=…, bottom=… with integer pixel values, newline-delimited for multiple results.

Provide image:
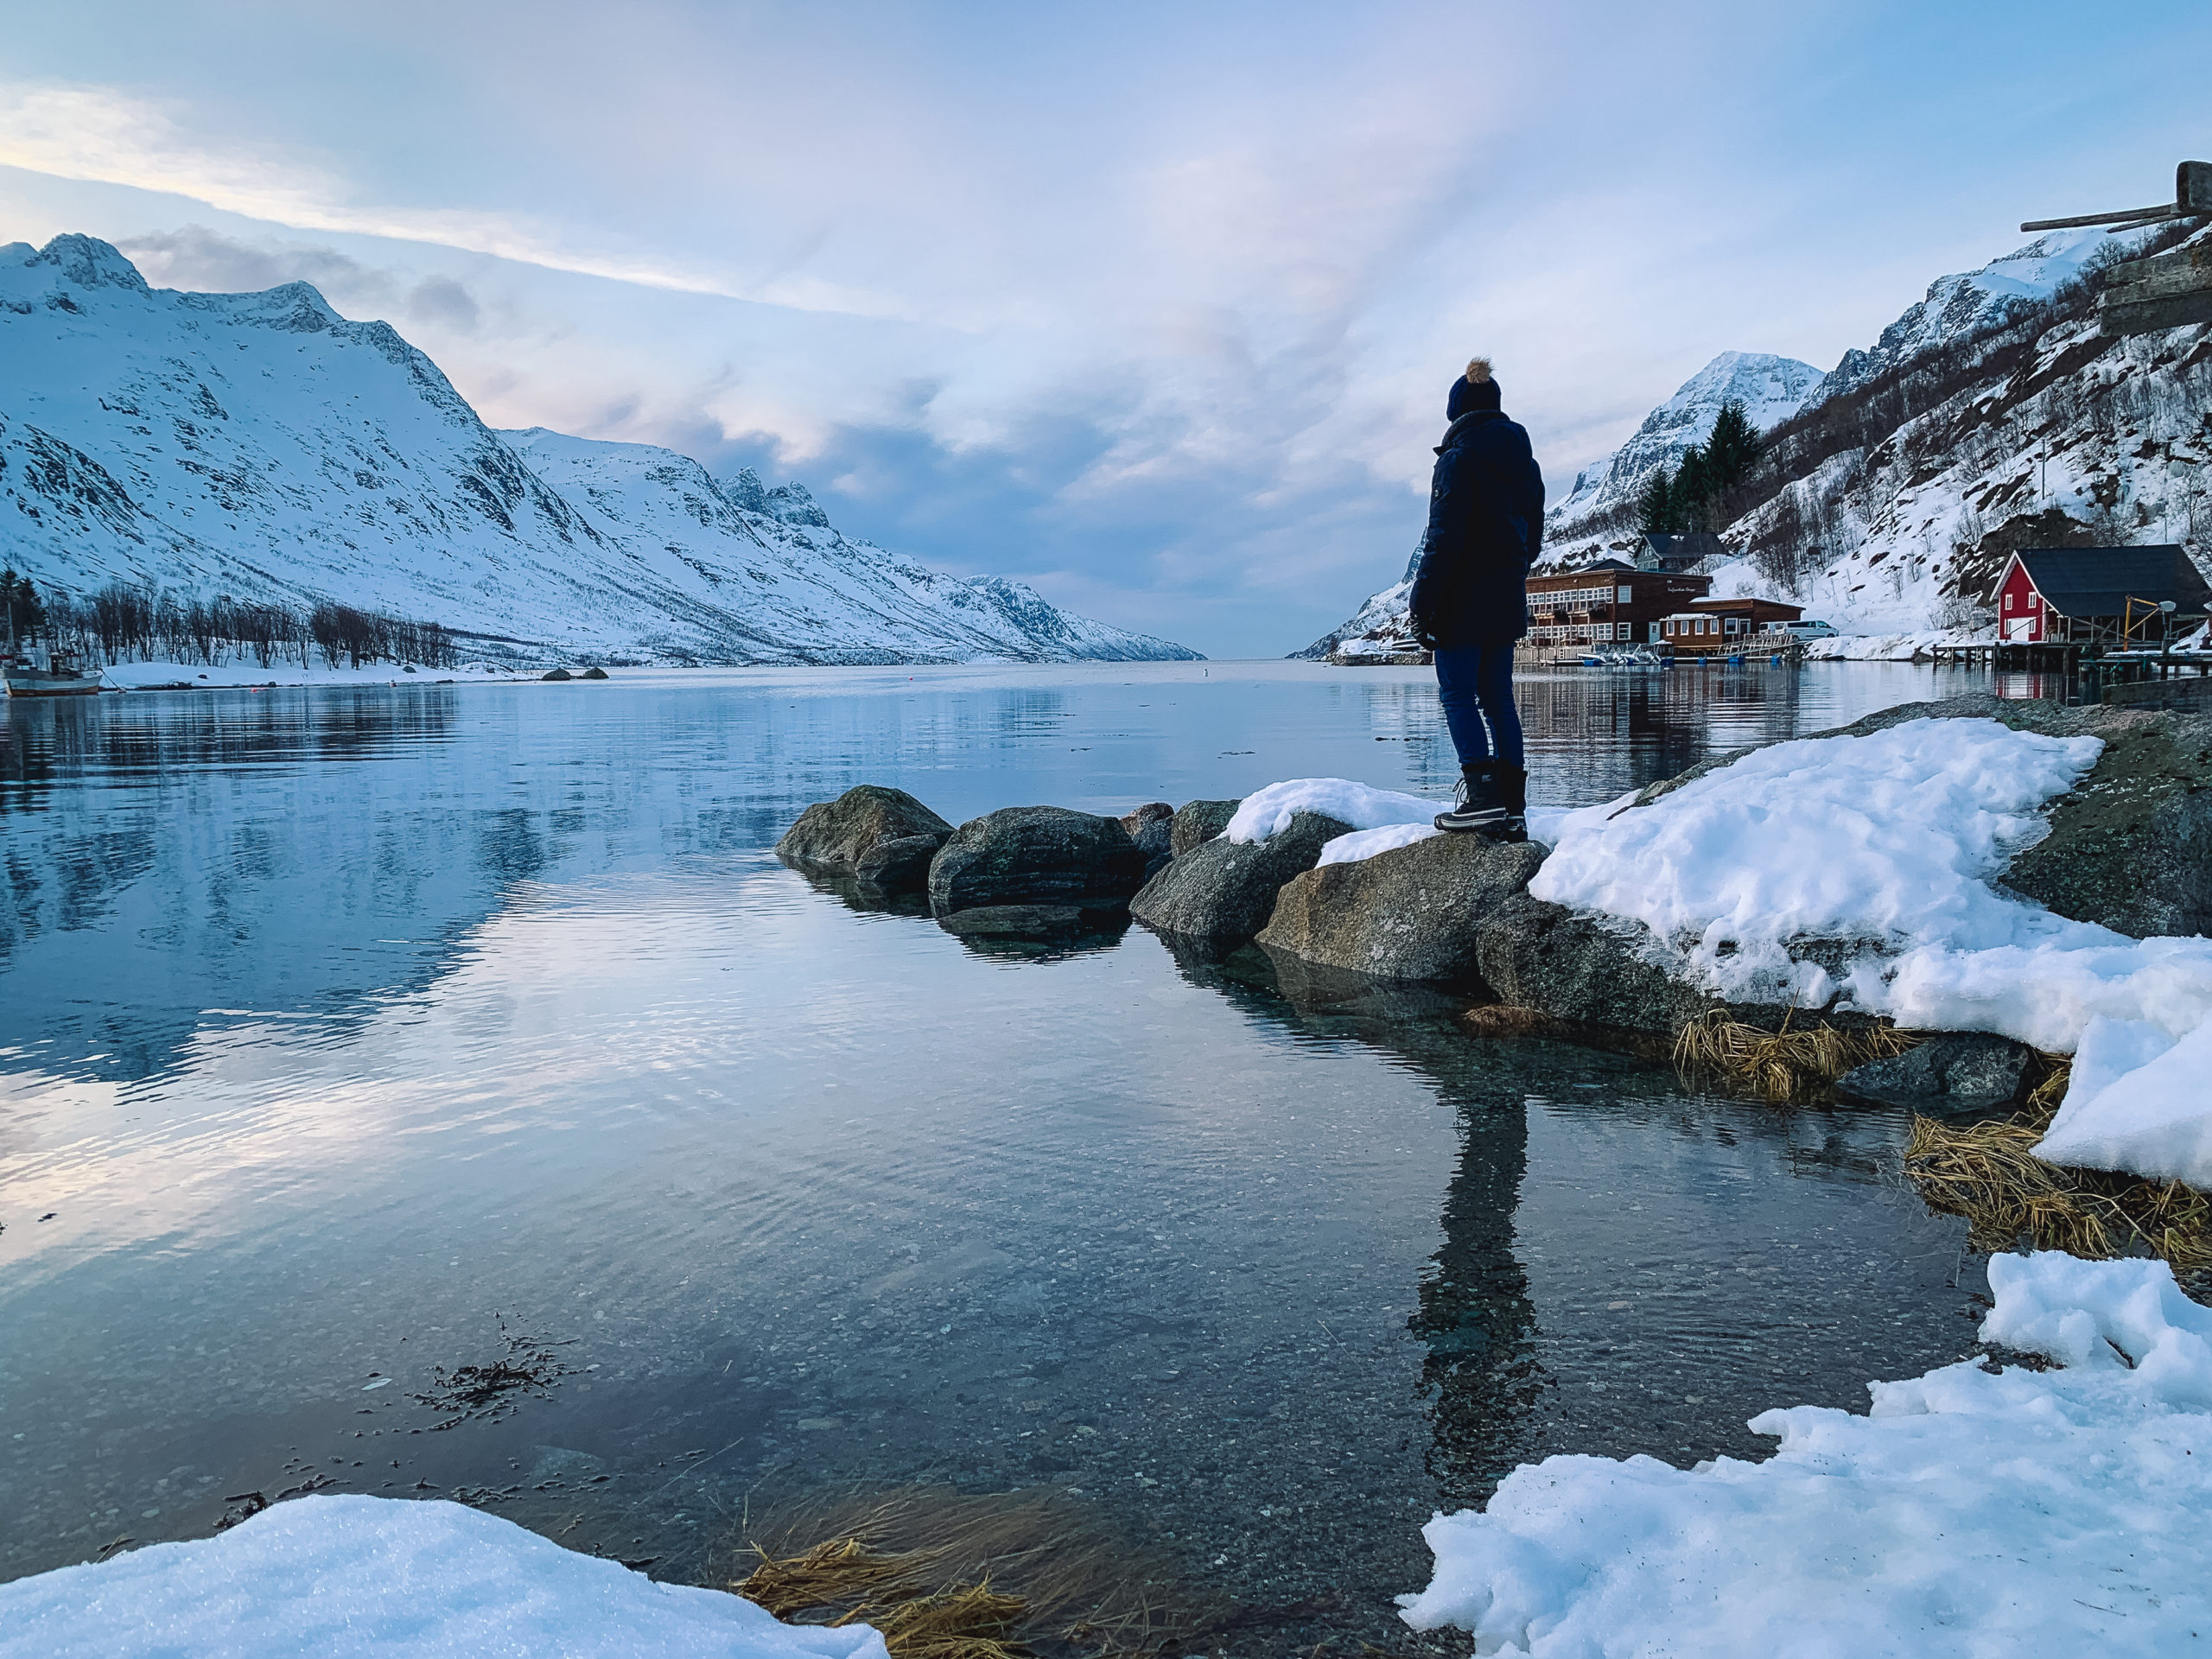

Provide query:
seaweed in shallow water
left=409, top=1316, right=575, bottom=1427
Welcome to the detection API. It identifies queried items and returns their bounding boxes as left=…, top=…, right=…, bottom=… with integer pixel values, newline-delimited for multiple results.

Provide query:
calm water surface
left=1, top=660, right=2012, bottom=1650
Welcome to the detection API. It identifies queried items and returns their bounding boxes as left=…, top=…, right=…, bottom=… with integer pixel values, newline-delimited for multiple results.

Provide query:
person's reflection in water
left=1408, top=1071, right=1547, bottom=1511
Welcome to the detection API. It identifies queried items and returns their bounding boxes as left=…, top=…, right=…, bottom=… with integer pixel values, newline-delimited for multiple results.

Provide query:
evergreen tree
left=1636, top=467, right=1677, bottom=535
left=1703, top=397, right=1762, bottom=497
left=1673, top=445, right=1711, bottom=531
left=0, top=571, right=38, bottom=645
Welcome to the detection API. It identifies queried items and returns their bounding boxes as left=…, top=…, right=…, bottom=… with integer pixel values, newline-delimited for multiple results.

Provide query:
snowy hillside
left=0, top=234, right=1198, bottom=665
left=1303, top=224, right=2212, bottom=654
left=1547, top=351, right=1822, bottom=543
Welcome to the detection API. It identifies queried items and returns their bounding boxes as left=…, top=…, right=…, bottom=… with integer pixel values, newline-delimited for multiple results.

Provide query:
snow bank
left=1316, top=822, right=1440, bottom=866
left=1528, top=716, right=2212, bottom=1185
left=1225, top=779, right=1440, bottom=844
left=1399, top=1251, right=2212, bottom=1657
left=2035, top=1015, right=2212, bottom=1187
left=1529, top=717, right=2108, bottom=1012
left=0, top=1495, right=888, bottom=1659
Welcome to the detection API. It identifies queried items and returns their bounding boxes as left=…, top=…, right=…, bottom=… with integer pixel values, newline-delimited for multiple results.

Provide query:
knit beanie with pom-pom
left=1447, top=356, right=1502, bottom=419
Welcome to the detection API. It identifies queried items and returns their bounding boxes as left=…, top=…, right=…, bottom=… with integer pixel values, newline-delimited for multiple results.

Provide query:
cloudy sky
left=3, top=1, right=2205, bottom=656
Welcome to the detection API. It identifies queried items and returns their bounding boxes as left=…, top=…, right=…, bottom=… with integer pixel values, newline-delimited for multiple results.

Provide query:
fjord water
left=2, top=661, right=1995, bottom=1649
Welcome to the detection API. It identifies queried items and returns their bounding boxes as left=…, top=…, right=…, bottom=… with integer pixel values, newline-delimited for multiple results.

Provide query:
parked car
left=1781, top=620, right=1839, bottom=638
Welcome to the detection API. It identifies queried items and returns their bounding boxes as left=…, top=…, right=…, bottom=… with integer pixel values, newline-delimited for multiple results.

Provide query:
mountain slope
left=1302, top=225, right=2212, bottom=654
left=1547, top=350, right=1821, bottom=543
left=0, top=234, right=1199, bottom=664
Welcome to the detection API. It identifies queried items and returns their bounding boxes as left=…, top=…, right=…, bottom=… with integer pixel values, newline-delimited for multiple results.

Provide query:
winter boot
left=1480, top=763, right=1529, bottom=843
left=1433, top=762, right=1507, bottom=834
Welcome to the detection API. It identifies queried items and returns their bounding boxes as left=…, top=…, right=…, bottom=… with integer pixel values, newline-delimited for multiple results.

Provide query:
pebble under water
left=0, top=659, right=2022, bottom=1653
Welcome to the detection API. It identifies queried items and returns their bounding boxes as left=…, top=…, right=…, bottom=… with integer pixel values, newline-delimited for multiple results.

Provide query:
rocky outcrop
left=1256, top=835, right=1546, bottom=985
left=1170, top=799, right=1239, bottom=857
left=1129, top=812, right=1351, bottom=946
left=1837, top=1032, right=2033, bottom=1113
left=927, top=806, right=1149, bottom=918
left=936, top=903, right=1129, bottom=938
left=1471, top=893, right=1726, bottom=1033
left=1995, top=704, right=2212, bottom=940
left=1121, top=803, right=1175, bottom=878
left=777, top=785, right=954, bottom=891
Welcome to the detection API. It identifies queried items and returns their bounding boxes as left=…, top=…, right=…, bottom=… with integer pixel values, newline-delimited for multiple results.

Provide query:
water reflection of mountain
left=0, top=690, right=775, bottom=1084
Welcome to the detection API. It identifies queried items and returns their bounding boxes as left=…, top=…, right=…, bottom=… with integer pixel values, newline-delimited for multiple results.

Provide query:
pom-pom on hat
left=1448, top=355, right=1502, bottom=419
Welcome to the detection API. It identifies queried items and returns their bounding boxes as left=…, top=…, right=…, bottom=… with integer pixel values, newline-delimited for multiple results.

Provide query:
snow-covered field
left=0, top=1495, right=888, bottom=1659
left=1400, top=1250, right=2212, bottom=1657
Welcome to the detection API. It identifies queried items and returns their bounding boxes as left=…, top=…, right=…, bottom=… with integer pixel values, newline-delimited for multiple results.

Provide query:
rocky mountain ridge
left=0, top=234, right=1199, bottom=665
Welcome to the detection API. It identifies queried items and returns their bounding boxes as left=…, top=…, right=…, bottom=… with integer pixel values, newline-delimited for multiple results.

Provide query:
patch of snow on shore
left=1399, top=1251, right=2212, bottom=1657
left=0, top=1495, right=889, bottom=1659
left=1528, top=716, right=2212, bottom=1185
left=1529, top=717, right=2110, bottom=1012
left=1226, top=779, right=1440, bottom=844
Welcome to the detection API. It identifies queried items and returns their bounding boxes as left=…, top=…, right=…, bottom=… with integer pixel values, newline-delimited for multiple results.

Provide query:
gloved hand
left=1411, top=614, right=1440, bottom=652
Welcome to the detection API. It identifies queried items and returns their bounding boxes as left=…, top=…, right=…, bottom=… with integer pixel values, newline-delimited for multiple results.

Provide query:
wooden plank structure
left=2021, top=162, right=2212, bottom=336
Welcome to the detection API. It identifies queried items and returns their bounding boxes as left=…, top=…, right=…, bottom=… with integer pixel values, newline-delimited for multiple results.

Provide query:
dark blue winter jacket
left=1408, top=410, right=1545, bottom=647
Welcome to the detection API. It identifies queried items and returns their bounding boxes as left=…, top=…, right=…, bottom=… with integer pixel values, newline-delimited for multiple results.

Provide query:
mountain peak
left=1547, top=350, right=1821, bottom=536
left=25, top=233, right=150, bottom=295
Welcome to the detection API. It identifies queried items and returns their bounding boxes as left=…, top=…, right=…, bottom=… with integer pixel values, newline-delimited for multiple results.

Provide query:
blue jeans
left=1433, top=642, right=1523, bottom=768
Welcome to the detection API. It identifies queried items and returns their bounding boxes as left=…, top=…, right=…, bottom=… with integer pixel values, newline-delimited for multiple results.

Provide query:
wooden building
left=1637, top=532, right=1726, bottom=574
left=1526, top=559, right=1713, bottom=647
left=1658, top=596, right=1807, bottom=653
left=1994, top=546, right=2212, bottom=645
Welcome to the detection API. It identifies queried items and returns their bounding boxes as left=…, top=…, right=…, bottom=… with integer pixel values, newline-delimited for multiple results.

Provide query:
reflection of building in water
left=1410, top=1078, right=1547, bottom=1510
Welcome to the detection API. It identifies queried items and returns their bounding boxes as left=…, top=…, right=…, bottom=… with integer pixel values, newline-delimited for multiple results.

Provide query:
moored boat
left=3, top=652, right=107, bottom=696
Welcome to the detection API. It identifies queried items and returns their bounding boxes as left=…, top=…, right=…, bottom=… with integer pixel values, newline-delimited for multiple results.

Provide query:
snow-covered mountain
left=0, top=234, right=1199, bottom=665
left=1546, top=351, right=1822, bottom=543
left=1301, top=224, right=2212, bottom=655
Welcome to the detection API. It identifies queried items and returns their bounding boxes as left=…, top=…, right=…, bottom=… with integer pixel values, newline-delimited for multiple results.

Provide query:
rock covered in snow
left=0, top=234, right=1202, bottom=667
left=1397, top=1251, right=2212, bottom=1657
left=0, top=1493, right=892, bottom=1659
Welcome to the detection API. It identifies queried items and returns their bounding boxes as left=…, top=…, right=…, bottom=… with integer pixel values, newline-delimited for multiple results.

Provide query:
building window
left=2005, top=594, right=2013, bottom=611
left=1617, top=587, right=1633, bottom=603
left=1617, top=622, right=1631, bottom=640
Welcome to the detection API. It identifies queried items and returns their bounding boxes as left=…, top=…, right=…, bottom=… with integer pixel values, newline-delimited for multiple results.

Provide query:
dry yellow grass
left=731, top=1485, right=1217, bottom=1659
left=1671, top=1010, right=1921, bottom=1103
left=1903, top=1084, right=2212, bottom=1275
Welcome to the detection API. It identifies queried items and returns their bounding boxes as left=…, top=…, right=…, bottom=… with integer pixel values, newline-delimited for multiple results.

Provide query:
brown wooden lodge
left=1526, top=559, right=1805, bottom=652
left=1526, top=559, right=1714, bottom=647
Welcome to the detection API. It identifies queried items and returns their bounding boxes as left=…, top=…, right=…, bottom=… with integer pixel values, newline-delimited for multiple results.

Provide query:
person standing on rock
left=1408, top=357, right=1544, bottom=842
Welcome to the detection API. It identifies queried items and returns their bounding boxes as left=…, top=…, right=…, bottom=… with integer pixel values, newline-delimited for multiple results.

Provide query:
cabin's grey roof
left=2016, top=545, right=2212, bottom=617
left=1643, top=532, right=1726, bottom=558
